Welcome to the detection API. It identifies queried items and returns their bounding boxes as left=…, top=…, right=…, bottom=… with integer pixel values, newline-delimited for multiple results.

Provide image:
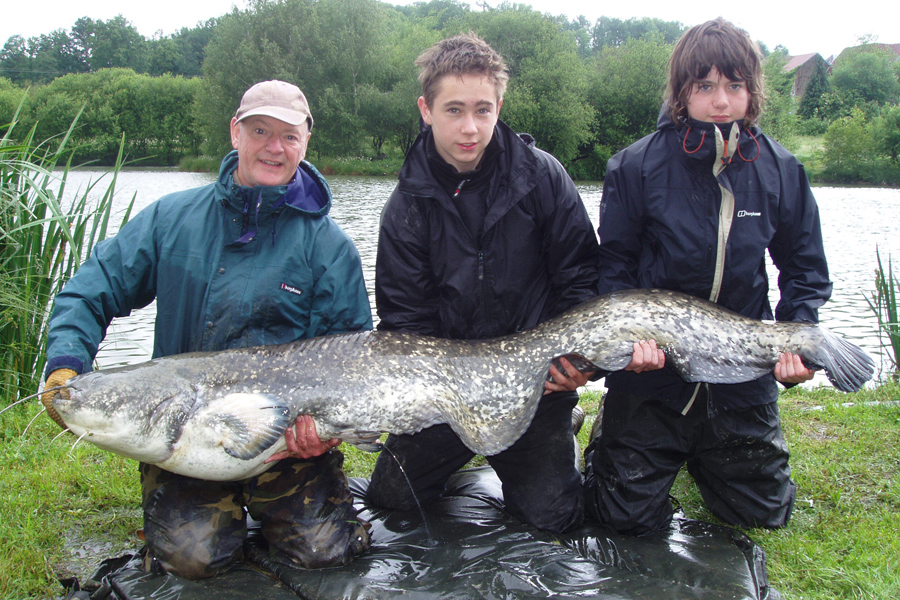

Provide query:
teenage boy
left=583, top=18, right=832, bottom=535
left=367, top=32, right=663, bottom=533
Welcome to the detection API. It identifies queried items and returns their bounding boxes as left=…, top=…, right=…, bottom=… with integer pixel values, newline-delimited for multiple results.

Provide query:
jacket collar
left=216, top=150, right=332, bottom=217
left=658, top=110, right=762, bottom=167
left=215, top=150, right=333, bottom=245
left=397, top=120, right=540, bottom=208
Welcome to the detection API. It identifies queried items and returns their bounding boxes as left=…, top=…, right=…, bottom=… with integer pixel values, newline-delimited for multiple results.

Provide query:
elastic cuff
left=45, top=356, right=85, bottom=378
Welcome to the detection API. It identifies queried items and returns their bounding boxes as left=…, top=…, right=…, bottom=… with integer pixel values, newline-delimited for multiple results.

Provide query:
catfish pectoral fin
left=194, top=393, right=292, bottom=460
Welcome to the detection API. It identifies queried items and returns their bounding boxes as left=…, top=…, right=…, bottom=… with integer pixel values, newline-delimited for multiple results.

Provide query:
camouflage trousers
left=139, top=450, right=370, bottom=580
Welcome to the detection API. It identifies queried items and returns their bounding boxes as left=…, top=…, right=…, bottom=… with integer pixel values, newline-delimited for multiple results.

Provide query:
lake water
left=59, top=168, right=900, bottom=386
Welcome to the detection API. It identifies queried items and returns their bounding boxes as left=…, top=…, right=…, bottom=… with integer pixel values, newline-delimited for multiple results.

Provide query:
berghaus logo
left=281, top=283, right=303, bottom=296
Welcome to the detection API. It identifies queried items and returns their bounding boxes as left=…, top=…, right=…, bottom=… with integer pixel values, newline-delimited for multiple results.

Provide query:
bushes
left=821, top=107, right=900, bottom=185
left=4, top=70, right=203, bottom=166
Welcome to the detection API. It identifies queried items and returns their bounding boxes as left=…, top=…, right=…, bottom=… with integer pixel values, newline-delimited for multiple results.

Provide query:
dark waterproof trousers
left=140, top=450, right=370, bottom=580
left=583, top=388, right=795, bottom=536
left=367, top=390, right=583, bottom=533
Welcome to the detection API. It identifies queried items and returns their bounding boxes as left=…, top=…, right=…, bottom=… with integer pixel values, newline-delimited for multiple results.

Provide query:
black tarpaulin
left=65, top=468, right=778, bottom=600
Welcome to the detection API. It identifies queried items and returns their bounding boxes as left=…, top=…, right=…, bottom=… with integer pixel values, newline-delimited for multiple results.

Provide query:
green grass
left=665, top=385, right=900, bottom=600
left=1, top=383, right=897, bottom=598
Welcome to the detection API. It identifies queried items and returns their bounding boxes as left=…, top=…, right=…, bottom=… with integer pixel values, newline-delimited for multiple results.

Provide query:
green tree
left=830, top=45, right=900, bottom=108
left=759, top=49, right=798, bottom=148
left=821, top=107, right=876, bottom=182
left=586, top=37, right=670, bottom=177
left=0, top=36, right=31, bottom=84
left=313, top=0, right=394, bottom=155
left=873, top=105, right=900, bottom=164
left=467, top=4, right=594, bottom=165
left=394, top=0, right=468, bottom=31
left=591, top=16, right=684, bottom=50
left=798, top=58, right=831, bottom=120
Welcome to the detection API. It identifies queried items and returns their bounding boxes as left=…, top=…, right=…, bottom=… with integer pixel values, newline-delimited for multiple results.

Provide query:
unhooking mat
left=63, top=468, right=778, bottom=600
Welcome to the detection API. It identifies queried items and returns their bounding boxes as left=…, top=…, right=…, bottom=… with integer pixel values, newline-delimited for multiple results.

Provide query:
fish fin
left=798, top=327, right=875, bottom=392
left=666, top=351, right=774, bottom=385
left=196, top=393, right=291, bottom=460
left=341, top=432, right=383, bottom=452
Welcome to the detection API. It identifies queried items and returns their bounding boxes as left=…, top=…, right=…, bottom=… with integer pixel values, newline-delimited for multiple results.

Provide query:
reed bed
left=866, top=249, right=900, bottom=381
left=0, top=111, right=131, bottom=402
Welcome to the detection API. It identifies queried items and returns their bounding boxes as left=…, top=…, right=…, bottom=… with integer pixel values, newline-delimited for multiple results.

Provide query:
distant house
left=783, top=53, right=831, bottom=98
left=832, top=43, right=900, bottom=65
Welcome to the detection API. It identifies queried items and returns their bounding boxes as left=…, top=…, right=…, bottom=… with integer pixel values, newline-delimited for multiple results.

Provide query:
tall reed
left=865, top=248, right=900, bottom=381
left=1, top=109, right=132, bottom=403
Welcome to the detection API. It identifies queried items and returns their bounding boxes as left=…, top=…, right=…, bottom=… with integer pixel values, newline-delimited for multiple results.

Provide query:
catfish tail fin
left=802, top=327, right=875, bottom=392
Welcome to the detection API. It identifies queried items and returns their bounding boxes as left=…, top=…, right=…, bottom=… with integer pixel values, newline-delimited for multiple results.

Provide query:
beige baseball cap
left=234, top=80, right=314, bottom=130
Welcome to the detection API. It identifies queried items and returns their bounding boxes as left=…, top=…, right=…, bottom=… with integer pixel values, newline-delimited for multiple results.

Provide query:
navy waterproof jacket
left=376, top=120, right=599, bottom=339
left=597, top=113, right=832, bottom=412
left=46, top=151, right=372, bottom=376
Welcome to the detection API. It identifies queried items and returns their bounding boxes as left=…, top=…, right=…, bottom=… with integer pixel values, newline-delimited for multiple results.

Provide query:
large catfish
left=44, top=288, right=874, bottom=481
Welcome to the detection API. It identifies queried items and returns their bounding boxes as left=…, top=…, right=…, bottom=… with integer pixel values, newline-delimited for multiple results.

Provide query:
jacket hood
left=396, top=120, right=542, bottom=223
left=655, top=107, right=762, bottom=167
left=216, top=150, right=333, bottom=245
left=216, top=150, right=332, bottom=217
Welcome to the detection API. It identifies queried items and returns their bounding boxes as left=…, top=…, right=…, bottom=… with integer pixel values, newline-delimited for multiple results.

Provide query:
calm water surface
left=60, top=168, right=900, bottom=386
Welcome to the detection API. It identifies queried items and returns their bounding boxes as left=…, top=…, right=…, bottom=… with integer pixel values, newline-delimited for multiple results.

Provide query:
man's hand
left=265, top=414, right=341, bottom=463
left=774, top=352, right=815, bottom=385
left=624, top=340, right=666, bottom=374
left=41, top=368, right=77, bottom=429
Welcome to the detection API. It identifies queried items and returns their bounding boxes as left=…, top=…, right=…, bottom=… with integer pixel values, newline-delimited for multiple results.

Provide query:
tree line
left=1, top=0, right=898, bottom=183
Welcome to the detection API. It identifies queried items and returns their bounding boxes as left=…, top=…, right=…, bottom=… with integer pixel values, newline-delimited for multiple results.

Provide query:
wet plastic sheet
left=71, top=468, right=776, bottom=600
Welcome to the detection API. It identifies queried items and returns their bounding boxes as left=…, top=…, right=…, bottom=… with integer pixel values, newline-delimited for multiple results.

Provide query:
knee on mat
left=365, top=483, right=419, bottom=511
left=512, top=492, right=585, bottom=533
left=275, top=521, right=372, bottom=569
left=584, top=486, right=674, bottom=536
left=149, top=547, right=238, bottom=580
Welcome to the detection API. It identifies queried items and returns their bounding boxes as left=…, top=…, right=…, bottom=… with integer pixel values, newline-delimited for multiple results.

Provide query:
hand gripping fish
left=40, top=289, right=874, bottom=481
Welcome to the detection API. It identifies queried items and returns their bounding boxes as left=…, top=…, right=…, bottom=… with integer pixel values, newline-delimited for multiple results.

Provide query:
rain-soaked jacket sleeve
left=768, top=160, right=831, bottom=323
left=374, top=189, right=442, bottom=336
left=308, top=224, right=373, bottom=337
left=536, top=150, right=600, bottom=313
left=45, top=206, right=161, bottom=375
left=596, top=150, right=644, bottom=294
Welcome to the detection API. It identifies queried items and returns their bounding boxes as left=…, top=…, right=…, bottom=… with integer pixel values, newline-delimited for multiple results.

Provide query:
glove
left=41, top=368, right=77, bottom=429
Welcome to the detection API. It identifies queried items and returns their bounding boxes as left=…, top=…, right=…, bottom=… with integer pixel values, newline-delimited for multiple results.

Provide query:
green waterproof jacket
left=46, top=151, right=372, bottom=376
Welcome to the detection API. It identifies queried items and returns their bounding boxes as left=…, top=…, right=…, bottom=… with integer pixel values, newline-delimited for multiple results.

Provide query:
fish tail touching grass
left=794, top=326, right=876, bottom=392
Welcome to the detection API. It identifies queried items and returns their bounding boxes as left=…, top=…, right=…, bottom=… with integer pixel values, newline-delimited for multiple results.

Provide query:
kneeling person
left=42, top=81, right=372, bottom=578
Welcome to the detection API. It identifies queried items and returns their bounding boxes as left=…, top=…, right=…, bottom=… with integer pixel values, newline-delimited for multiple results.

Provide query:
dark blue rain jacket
left=46, top=151, right=371, bottom=375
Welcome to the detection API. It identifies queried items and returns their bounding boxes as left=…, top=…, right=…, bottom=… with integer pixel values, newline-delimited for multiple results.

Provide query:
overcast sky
left=3, top=0, right=897, bottom=61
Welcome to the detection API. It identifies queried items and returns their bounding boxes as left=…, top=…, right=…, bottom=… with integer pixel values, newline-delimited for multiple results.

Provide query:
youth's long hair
left=666, top=17, right=765, bottom=126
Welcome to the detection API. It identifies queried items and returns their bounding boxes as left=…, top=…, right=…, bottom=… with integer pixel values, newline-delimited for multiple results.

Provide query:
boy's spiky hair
left=416, top=32, right=509, bottom=107
left=666, top=17, right=766, bottom=126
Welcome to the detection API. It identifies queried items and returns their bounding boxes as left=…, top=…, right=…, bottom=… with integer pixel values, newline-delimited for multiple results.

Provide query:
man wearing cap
left=41, top=81, right=373, bottom=579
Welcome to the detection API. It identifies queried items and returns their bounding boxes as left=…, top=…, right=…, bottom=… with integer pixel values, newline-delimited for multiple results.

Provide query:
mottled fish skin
left=51, top=288, right=874, bottom=481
